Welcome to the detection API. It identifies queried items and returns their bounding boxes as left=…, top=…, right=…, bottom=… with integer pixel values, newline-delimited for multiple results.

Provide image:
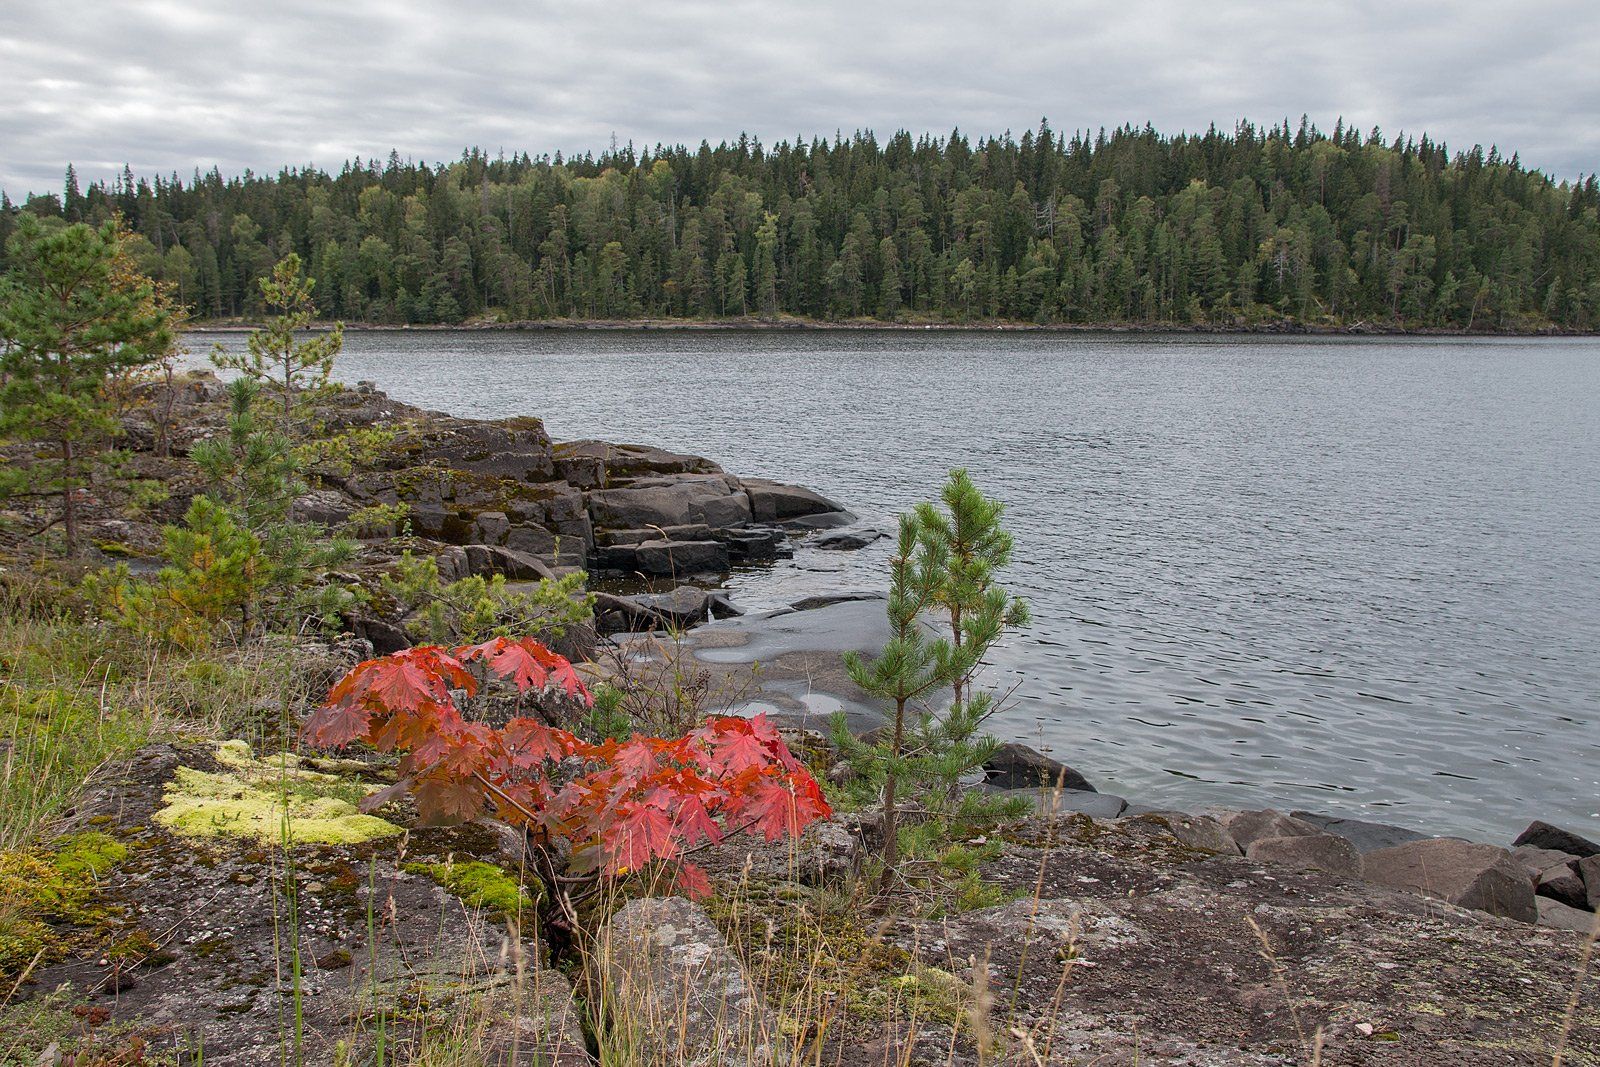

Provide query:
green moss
left=403, top=859, right=541, bottom=916
left=154, top=741, right=401, bottom=846
left=0, top=832, right=131, bottom=976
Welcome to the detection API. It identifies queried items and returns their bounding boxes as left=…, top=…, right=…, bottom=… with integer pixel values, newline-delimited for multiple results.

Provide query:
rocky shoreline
left=104, top=371, right=1600, bottom=936
left=185, top=316, right=1600, bottom=338
left=9, top=372, right=1595, bottom=1064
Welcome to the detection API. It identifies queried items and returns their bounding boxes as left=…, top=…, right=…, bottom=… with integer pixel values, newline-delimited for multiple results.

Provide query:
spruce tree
left=0, top=217, right=173, bottom=556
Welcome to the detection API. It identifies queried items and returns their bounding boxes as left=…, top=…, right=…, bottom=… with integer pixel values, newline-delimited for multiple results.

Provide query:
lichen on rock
left=154, top=740, right=401, bottom=846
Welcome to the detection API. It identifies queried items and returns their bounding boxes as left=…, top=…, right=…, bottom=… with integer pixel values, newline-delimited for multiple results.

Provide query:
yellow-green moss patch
left=154, top=741, right=401, bottom=846
left=0, top=832, right=131, bottom=975
left=403, top=860, right=541, bottom=916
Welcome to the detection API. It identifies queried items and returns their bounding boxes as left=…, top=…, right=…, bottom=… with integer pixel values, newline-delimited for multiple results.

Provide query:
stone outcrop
left=1218, top=809, right=1322, bottom=851
left=1362, top=838, right=1537, bottom=922
left=591, top=897, right=781, bottom=1067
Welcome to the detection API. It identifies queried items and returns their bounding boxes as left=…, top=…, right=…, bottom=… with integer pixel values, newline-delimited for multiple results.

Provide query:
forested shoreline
left=6, top=119, right=1599, bottom=332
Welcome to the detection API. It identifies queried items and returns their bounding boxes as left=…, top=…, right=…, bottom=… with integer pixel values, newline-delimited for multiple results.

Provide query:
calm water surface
left=205, top=329, right=1600, bottom=840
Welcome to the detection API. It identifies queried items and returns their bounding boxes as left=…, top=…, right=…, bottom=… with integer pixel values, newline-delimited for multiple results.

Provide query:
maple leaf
left=501, top=717, right=572, bottom=768
left=606, top=803, right=677, bottom=872
left=412, top=772, right=486, bottom=825
left=674, top=862, right=713, bottom=900
left=669, top=794, right=724, bottom=847
left=703, top=724, right=773, bottom=776
left=741, top=775, right=831, bottom=841
left=302, top=701, right=372, bottom=747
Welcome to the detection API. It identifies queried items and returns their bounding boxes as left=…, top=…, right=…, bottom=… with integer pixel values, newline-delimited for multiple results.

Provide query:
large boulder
left=552, top=440, right=722, bottom=489
left=592, top=897, right=781, bottom=1067
left=380, top=415, right=556, bottom=482
left=982, top=742, right=1094, bottom=792
left=1584, top=854, right=1600, bottom=910
left=603, top=587, right=742, bottom=631
left=1290, top=811, right=1431, bottom=854
left=1246, top=833, right=1363, bottom=878
left=1513, top=846, right=1589, bottom=909
left=740, top=478, right=848, bottom=522
left=1220, top=810, right=1322, bottom=851
left=1512, top=820, right=1599, bottom=858
left=629, top=539, right=730, bottom=577
left=1363, top=839, right=1537, bottom=922
left=587, top=475, right=752, bottom=531
left=461, top=544, right=556, bottom=581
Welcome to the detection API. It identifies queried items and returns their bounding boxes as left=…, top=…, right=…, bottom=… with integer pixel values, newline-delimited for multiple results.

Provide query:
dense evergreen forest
left=6, top=119, right=1599, bottom=330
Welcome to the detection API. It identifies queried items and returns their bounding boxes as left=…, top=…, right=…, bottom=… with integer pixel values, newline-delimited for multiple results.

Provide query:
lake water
left=203, top=328, right=1600, bottom=840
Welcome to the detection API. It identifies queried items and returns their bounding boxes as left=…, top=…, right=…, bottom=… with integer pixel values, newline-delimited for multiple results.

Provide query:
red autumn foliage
left=302, top=636, right=831, bottom=897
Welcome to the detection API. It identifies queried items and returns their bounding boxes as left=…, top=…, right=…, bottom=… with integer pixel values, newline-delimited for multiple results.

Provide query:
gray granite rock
left=592, top=896, right=781, bottom=1067
left=1536, top=896, right=1599, bottom=934
left=1512, top=820, right=1599, bottom=859
left=1221, top=810, right=1322, bottom=851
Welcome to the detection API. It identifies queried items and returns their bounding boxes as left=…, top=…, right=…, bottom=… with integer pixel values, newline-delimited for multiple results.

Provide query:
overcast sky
left=3, top=0, right=1598, bottom=200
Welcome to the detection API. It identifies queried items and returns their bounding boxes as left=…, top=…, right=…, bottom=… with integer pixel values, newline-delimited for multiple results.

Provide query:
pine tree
left=835, top=470, right=1030, bottom=889
left=0, top=216, right=173, bottom=556
left=212, top=253, right=343, bottom=427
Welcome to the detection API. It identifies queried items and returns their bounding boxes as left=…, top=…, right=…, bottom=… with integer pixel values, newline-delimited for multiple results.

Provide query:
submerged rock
left=982, top=741, right=1095, bottom=792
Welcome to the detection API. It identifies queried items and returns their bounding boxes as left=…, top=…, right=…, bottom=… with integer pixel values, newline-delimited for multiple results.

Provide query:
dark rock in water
left=1364, top=839, right=1537, bottom=922
left=716, top=524, right=792, bottom=561
left=631, top=538, right=731, bottom=577
left=789, top=591, right=886, bottom=612
left=596, top=587, right=742, bottom=632
left=553, top=439, right=722, bottom=489
left=742, top=478, right=848, bottom=522
left=780, top=510, right=858, bottom=531
left=1512, top=820, right=1599, bottom=858
left=1044, top=789, right=1127, bottom=819
left=1220, top=810, right=1322, bottom=851
left=813, top=526, right=889, bottom=551
left=1537, top=896, right=1599, bottom=933
left=983, top=742, right=1095, bottom=792
left=1291, top=811, right=1432, bottom=854
left=1247, top=833, right=1364, bottom=878
left=600, top=524, right=715, bottom=546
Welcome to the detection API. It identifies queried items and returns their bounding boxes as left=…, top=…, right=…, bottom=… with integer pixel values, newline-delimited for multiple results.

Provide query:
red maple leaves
left=303, top=636, right=831, bottom=898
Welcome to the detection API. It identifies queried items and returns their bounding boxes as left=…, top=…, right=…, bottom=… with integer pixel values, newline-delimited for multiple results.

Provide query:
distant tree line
left=5, top=118, right=1599, bottom=330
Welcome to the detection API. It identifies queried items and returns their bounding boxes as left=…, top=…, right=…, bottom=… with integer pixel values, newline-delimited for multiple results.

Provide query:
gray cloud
left=3, top=0, right=1597, bottom=199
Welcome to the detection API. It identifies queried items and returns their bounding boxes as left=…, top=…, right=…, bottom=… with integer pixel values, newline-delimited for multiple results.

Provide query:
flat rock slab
left=1245, top=832, right=1364, bottom=878
left=899, top=813, right=1600, bottom=1065
left=1291, top=810, right=1432, bottom=854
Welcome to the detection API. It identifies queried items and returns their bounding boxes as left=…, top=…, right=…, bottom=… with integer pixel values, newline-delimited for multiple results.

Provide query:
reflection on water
left=200, top=328, right=1600, bottom=839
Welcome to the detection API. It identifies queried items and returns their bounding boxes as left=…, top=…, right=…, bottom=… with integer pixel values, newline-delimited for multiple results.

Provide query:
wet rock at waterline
left=1289, top=811, right=1432, bottom=854
left=982, top=741, right=1096, bottom=792
left=1512, top=819, right=1600, bottom=859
